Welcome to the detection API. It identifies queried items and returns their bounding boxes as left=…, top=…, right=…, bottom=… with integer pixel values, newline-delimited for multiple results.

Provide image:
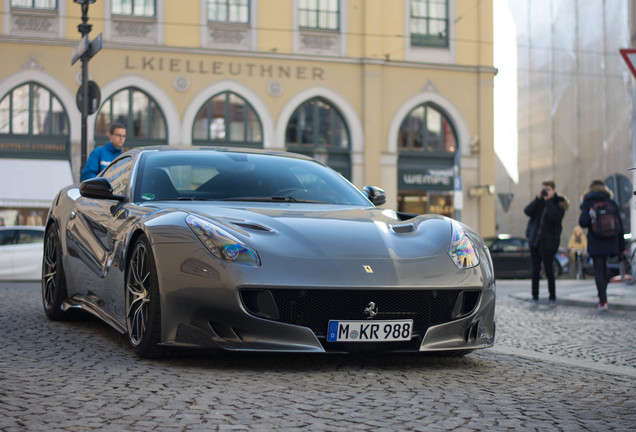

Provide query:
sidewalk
left=508, top=277, right=636, bottom=311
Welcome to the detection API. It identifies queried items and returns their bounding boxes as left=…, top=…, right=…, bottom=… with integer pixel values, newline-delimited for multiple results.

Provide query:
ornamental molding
left=209, top=28, right=247, bottom=45
left=12, top=14, right=54, bottom=34
left=113, top=21, right=153, bottom=38
left=300, top=34, right=336, bottom=50
left=22, top=56, right=43, bottom=71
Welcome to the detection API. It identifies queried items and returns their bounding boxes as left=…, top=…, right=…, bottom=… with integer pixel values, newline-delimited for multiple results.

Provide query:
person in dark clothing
left=578, top=179, right=625, bottom=311
left=80, top=123, right=126, bottom=181
left=524, top=180, right=569, bottom=307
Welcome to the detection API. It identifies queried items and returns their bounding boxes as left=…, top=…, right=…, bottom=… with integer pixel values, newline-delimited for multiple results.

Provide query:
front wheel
left=125, top=235, right=173, bottom=359
left=42, top=223, right=69, bottom=321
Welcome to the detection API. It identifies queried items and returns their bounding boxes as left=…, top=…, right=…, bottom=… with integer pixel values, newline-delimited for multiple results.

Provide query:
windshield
left=133, top=150, right=372, bottom=206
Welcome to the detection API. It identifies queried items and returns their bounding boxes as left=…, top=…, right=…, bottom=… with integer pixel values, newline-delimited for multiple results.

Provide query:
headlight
left=186, top=215, right=260, bottom=266
left=448, top=221, right=479, bottom=269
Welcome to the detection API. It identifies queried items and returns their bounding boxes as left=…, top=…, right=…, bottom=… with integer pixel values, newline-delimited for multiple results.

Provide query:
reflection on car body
left=42, top=146, right=496, bottom=359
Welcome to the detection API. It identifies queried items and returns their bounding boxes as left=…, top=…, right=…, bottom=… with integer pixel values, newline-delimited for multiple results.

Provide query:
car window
left=0, top=230, right=15, bottom=245
left=500, top=238, right=526, bottom=252
left=134, top=151, right=371, bottom=205
left=101, top=156, right=133, bottom=197
left=17, top=229, right=44, bottom=244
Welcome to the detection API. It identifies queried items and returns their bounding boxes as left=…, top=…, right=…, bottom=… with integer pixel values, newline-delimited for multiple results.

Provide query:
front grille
left=240, top=288, right=473, bottom=338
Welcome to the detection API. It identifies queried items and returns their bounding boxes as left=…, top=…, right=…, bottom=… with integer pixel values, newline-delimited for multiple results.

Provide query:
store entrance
left=398, top=191, right=454, bottom=218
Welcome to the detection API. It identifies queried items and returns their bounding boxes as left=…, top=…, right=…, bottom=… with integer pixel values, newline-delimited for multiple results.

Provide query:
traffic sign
left=620, top=49, right=636, bottom=78
left=71, top=35, right=89, bottom=65
left=76, top=80, right=101, bottom=115
left=88, top=33, right=103, bottom=60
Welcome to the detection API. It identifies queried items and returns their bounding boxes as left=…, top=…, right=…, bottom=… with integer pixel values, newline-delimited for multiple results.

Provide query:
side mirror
left=363, top=186, right=386, bottom=206
left=80, top=177, right=125, bottom=201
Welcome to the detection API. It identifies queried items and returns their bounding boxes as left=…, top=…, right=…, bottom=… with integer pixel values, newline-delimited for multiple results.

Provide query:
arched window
left=397, top=103, right=458, bottom=218
left=285, top=97, right=350, bottom=179
left=95, top=87, right=167, bottom=148
left=398, top=103, right=457, bottom=154
left=0, top=81, right=69, bottom=159
left=192, top=91, right=263, bottom=148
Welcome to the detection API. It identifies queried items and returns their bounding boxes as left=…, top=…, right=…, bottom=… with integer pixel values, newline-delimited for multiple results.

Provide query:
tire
left=620, top=251, right=636, bottom=285
left=42, top=223, right=70, bottom=321
left=575, top=255, right=585, bottom=280
left=125, top=235, right=173, bottom=359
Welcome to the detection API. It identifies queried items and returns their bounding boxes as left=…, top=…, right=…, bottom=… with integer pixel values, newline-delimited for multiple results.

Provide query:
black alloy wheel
left=125, top=235, right=172, bottom=359
left=42, top=224, right=69, bottom=321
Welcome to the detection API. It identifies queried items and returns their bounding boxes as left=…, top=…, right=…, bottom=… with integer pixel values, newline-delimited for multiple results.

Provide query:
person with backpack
left=524, top=180, right=569, bottom=308
left=579, top=179, right=625, bottom=311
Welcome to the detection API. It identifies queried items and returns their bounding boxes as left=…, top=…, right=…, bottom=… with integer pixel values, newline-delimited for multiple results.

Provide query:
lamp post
left=73, top=0, right=97, bottom=177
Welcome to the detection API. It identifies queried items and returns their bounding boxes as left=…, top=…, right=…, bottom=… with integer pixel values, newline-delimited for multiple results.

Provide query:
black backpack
left=591, top=200, right=620, bottom=238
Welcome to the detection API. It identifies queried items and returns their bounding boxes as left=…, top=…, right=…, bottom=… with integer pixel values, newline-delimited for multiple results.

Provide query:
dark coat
left=578, top=185, right=625, bottom=257
left=524, top=193, right=569, bottom=254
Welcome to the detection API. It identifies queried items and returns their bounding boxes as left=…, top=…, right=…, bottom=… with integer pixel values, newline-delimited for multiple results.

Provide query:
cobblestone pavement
left=494, top=285, right=636, bottom=373
left=1, top=282, right=635, bottom=431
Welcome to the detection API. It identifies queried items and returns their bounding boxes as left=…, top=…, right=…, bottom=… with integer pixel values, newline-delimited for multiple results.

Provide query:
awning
left=0, top=159, right=74, bottom=208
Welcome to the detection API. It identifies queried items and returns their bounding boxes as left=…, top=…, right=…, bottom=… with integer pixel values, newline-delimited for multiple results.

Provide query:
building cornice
left=0, top=36, right=497, bottom=75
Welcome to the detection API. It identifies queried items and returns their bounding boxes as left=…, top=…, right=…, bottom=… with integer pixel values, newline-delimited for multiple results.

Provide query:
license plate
left=327, top=320, right=413, bottom=342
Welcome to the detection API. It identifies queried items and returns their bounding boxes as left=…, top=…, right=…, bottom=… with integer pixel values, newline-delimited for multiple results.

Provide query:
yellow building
left=0, top=0, right=495, bottom=236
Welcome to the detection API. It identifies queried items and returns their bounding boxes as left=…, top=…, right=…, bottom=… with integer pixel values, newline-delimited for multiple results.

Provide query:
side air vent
left=451, top=290, right=481, bottom=319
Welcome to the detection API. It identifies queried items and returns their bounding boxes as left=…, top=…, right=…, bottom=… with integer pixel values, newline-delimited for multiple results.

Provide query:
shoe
left=549, top=299, right=557, bottom=308
left=530, top=299, right=538, bottom=308
left=596, top=302, right=609, bottom=311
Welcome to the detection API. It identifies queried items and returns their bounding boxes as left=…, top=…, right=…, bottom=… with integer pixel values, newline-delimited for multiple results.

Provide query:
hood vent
left=391, top=223, right=416, bottom=234
left=232, top=221, right=271, bottom=232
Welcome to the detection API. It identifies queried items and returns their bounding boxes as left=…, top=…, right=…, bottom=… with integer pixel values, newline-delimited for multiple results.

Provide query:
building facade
left=0, top=0, right=495, bottom=236
left=495, top=0, right=634, bottom=245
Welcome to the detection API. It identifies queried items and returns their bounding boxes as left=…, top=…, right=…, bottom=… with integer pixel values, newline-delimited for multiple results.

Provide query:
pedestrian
left=567, top=225, right=587, bottom=276
left=80, top=123, right=126, bottom=181
left=578, top=179, right=625, bottom=311
left=524, top=180, right=568, bottom=308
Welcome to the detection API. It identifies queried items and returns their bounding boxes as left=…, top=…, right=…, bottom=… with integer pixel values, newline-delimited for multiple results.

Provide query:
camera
left=541, top=188, right=548, bottom=197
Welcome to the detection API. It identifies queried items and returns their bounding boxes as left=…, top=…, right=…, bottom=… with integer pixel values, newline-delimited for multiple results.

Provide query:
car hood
left=142, top=202, right=482, bottom=287
left=146, top=202, right=452, bottom=260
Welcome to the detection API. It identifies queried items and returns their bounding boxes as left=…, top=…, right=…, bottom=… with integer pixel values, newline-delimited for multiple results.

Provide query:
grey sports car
left=42, top=146, right=495, bottom=358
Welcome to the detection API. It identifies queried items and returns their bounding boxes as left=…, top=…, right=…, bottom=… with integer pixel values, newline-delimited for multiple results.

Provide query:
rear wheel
left=125, top=235, right=173, bottom=359
left=620, top=241, right=636, bottom=285
left=42, top=223, right=69, bottom=321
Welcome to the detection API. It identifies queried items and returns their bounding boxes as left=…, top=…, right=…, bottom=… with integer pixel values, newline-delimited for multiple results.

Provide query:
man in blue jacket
left=80, top=123, right=126, bottom=181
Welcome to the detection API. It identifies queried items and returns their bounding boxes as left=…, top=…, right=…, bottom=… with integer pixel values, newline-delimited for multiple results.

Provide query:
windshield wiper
left=222, top=196, right=327, bottom=204
left=176, top=197, right=211, bottom=201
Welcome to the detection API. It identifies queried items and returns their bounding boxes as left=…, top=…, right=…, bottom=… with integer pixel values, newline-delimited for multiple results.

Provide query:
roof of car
left=129, top=146, right=316, bottom=161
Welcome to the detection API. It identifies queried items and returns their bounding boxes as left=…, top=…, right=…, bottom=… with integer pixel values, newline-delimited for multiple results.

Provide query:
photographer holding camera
left=524, top=180, right=569, bottom=308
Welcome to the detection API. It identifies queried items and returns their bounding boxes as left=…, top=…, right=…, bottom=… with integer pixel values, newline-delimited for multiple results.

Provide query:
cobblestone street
left=1, top=281, right=635, bottom=431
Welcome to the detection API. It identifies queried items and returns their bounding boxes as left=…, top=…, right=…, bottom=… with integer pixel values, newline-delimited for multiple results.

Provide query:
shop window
left=285, top=97, right=350, bottom=178
left=192, top=91, right=263, bottom=147
left=409, top=0, right=448, bottom=47
left=398, top=103, right=456, bottom=154
left=208, top=0, right=249, bottom=23
left=0, top=82, right=69, bottom=159
left=398, top=192, right=454, bottom=218
left=95, top=87, right=167, bottom=148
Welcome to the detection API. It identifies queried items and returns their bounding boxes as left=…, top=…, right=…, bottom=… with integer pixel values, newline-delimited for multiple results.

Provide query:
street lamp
left=72, top=0, right=98, bottom=177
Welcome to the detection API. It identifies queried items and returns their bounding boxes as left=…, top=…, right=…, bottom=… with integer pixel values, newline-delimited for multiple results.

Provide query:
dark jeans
left=592, top=255, right=609, bottom=304
left=530, top=246, right=556, bottom=301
